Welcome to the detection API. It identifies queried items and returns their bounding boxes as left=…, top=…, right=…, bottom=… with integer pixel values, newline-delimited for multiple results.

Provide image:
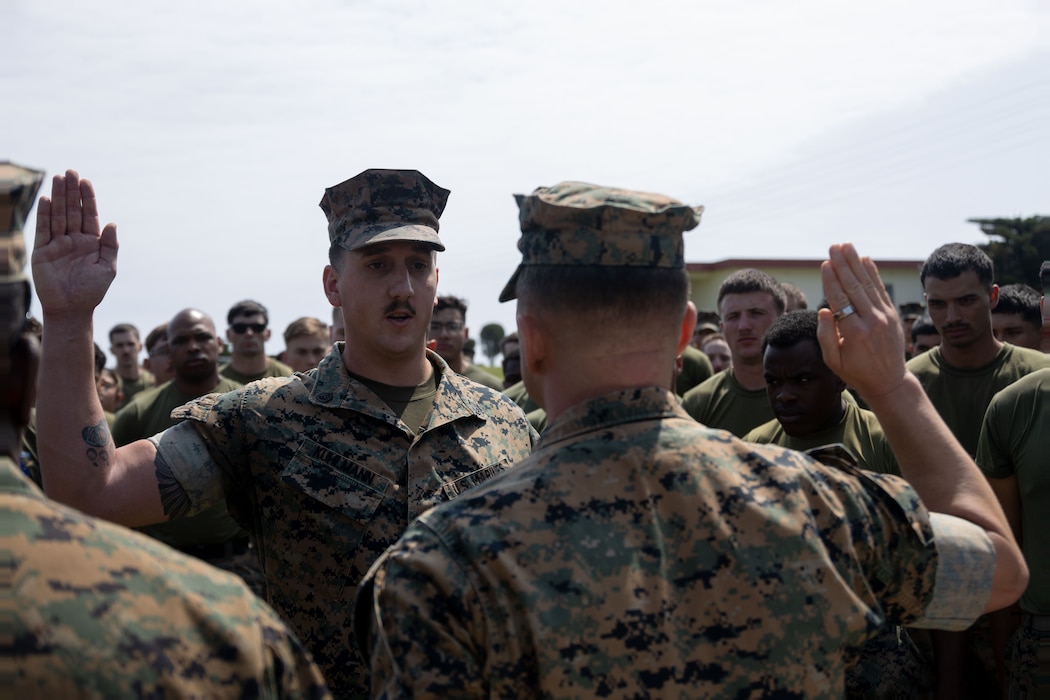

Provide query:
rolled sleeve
left=909, top=512, right=995, bottom=631
left=148, top=422, right=227, bottom=517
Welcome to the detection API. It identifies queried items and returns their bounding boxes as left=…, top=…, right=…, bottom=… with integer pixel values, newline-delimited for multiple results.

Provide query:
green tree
left=479, top=323, right=505, bottom=366
left=968, top=216, right=1050, bottom=288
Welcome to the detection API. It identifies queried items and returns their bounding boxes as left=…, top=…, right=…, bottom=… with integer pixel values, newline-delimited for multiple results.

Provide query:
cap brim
left=337, top=223, right=445, bottom=252
left=499, top=265, right=522, bottom=302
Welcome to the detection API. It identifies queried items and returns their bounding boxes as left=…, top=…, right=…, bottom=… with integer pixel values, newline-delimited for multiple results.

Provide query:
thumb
left=99, top=223, right=119, bottom=267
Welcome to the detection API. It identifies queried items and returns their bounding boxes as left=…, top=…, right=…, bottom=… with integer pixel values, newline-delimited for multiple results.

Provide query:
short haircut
left=696, top=310, right=721, bottom=326
left=108, top=323, right=140, bottom=343
left=227, top=300, right=269, bottom=325
left=920, top=243, right=994, bottom=289
left=435, top=295, right=468, bottom=320
left=516, top=265, right=688, bottom=328
left=993, top=283, right=1041, bottom=326
left=910, top=315, right=939, bottom=341
left=717, top=269, right=787, bottom=314
left=144, top=323, right=169, bottom=353
left=284, top=316, right=329, bottom=344
left=93, top=343, right=107, bottom=375
left=762, top=310, right=819, bottom=353
left=780, top=282, right=808, bottom=311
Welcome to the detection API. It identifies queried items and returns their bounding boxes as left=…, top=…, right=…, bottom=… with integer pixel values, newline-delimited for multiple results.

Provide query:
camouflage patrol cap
left=0, top=162, right=43, bottom=353
left=320, top=169, right=449, bottom=252
left=1, top=162, right=45, bottom=282
left=499, top=181, right=704, bottom=302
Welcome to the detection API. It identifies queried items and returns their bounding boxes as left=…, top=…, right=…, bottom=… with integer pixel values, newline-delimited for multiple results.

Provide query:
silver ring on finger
left=832, top=304, right=856, bottom=322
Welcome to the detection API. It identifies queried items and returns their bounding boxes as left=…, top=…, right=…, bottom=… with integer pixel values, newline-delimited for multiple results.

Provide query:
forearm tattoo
left=82, top=419, right=112, bottom=468
left=154, top=451, right=192, bottom=520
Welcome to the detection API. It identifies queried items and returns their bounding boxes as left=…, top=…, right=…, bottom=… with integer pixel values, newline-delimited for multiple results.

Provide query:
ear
left=323, top=264, right=341, bottom=307
left=677, top=302, right=698, bottom=356
left=517, top=312, right=546, bottom=376
left=263, top=328, right=272, bottom=341
left=989, top=284, right=999, bottom=310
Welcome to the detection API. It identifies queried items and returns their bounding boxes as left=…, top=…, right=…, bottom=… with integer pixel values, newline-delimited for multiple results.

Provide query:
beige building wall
left=687, top=258, right=925, bottom=315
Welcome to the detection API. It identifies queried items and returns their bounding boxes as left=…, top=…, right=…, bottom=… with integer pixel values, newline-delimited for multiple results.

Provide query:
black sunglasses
left=231, top=322, right=267, bottom=334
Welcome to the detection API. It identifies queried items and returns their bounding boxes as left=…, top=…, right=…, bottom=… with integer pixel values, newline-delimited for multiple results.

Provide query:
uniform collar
left=540, top=386, right=684, bottom=447
left=308, top=344, right=487, bottom=430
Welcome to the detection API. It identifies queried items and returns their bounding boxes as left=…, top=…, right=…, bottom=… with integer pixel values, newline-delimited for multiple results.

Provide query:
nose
left=774, top=383, right=797, bottom=404
left=389, top=266, right=414, bottom=299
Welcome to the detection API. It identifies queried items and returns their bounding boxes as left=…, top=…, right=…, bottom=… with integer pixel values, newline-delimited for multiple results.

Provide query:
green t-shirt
left=906, top=343, right=1050, bottom=457
left=112, top=378, right=243, bottom=446
left=681, top=370, right=773, bottom=438
left=676, top=345, right=714, bottom=397
left=117, top=367, right=155, bottom=409
left=743, top=401, right=899, bottom=476
left=503, top=380, right=539, bottom=414
left=112, top=377, right=246, bottom=548
left=220, top=357, right=295, bottom=385
left=976, top=368, right=1050, bottom=613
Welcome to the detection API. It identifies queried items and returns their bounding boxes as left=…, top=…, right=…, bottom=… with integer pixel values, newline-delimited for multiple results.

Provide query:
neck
left=538, top=349, right=676, bottom=425
left=174, top=371, right=224, bottom=397
left=938, top=336, right=1003, bottom=369
left=230, top=353, right=268, bottom=375
left=119, top=364, right=140, bottom=381
left=342, top=347, right=434, bottom=387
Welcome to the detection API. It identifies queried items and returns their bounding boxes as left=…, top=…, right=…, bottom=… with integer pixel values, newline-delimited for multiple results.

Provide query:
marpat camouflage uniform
left=358, top=388, right=994, bottom=698
left=2, top=456, right=330, bottom=698
left=150, top=346, right=536, bottom=696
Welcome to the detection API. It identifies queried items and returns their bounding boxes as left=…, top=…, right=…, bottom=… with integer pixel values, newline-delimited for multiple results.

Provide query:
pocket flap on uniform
left=282, top=440, right=393, bottom=519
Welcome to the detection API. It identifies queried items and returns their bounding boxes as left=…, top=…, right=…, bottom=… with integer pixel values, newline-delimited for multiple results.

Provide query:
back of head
left=718, top=269, right=787, bottom=315
left=920, top=243, right=994, bottom=288
left=502, top=181, right=703, bottom=334
left=762, top=310, right=820, bottom=354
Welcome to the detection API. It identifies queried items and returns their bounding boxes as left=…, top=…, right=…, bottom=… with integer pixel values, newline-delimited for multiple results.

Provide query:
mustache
left=383, top=301, right=416, bottom=316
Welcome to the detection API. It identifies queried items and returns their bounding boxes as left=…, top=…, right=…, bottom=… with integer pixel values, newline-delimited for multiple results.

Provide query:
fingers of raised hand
left=64, top=170, right=83, bottom=235
left=49, top=174, right=67, bottom=238
left=80, top=178, right=101, bottom=236
left=34, top=197, right=52, bottom=248
left=826, top=243, right=885, bottom=320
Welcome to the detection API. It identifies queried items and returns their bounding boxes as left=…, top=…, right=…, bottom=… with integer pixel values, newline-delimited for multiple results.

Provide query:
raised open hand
left=816, top=243, right=909, bottom=400
left=31, top=170, right=118, bottom=316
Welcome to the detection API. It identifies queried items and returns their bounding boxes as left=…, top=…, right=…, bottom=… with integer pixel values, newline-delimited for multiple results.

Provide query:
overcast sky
left=5, top=0, right=1048, bottom=364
